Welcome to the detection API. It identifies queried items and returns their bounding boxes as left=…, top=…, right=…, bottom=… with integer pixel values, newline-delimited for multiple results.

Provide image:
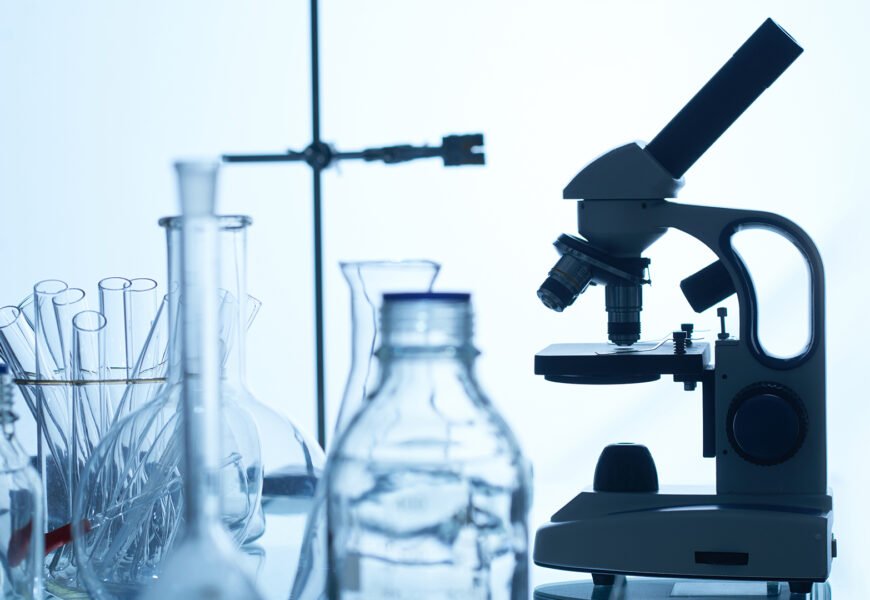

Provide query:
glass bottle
left=72, top=167, right=265, bottom=598
left=326, top=293, right=531, bottom=600
left=140, top=160, right=262, bottom=600
left=291, top=260, right=439, bottom=600
left=0, top=362, right=44, bottom=599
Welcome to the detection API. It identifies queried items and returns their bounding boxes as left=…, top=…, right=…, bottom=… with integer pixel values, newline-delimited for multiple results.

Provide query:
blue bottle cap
left=383, top=292, right=471, bottom=302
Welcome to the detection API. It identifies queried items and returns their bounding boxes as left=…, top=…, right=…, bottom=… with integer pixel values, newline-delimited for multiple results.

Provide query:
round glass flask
left=73, top=207, right=323, bottom=597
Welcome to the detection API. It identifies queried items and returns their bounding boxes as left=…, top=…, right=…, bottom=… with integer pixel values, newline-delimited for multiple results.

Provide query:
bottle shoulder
left=335, top=404, right=525, bottom=472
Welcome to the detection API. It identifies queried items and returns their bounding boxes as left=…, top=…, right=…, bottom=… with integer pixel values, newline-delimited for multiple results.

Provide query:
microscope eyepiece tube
left=537, top=254, right=594, bottom=312
left=606, top=284, right=643, bottom=346
left=644, top=18, right=803, bottom=179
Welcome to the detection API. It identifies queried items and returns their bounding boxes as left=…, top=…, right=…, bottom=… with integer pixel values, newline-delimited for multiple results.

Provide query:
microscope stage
left=535, top=342, right=711, bottom=384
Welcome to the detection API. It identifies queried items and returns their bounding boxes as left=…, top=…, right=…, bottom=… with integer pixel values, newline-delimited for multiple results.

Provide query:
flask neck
left=175, top=161, right=224, bottom=534
left=162, top=215, right=253, bottom=387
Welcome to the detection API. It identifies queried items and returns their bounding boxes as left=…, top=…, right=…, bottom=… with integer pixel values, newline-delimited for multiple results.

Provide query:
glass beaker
left=290, top=259, right=439, bottom=600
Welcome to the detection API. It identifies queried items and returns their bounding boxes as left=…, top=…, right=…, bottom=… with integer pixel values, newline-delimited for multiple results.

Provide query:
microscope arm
left=648, top=201, right=824, bottom=370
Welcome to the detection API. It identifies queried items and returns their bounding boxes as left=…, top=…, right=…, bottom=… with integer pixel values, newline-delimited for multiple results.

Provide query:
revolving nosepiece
left=538, top=234, right=650, bottom=346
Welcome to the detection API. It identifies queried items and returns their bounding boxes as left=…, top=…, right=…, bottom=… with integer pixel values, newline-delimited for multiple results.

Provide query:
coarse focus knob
left=726, top=383, right=807, bottom=466
left=593, top=443, right=659, bottom=493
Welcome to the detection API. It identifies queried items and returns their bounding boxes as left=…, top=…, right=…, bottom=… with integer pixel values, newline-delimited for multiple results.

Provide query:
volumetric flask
left=139, top=160, right=262, bottom=600
left=290, top=259, right=439, bottom=600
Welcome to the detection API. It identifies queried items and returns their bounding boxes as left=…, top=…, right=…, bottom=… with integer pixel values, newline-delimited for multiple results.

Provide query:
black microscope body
left=533, top=19, right=834, bottom=598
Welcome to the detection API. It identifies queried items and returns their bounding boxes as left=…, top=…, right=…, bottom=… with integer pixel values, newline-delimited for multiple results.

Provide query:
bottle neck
left=374, top=296, right=480, bottom=404
left=379, top=296, right=475, bottom=356
left=0, top=371, right=16, bottom=441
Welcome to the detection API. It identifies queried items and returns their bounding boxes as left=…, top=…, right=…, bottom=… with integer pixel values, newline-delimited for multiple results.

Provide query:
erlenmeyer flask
left=290, top=260, right=439, bottom=600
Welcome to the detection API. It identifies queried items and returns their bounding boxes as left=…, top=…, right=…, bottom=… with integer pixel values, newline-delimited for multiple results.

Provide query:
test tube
left=0, top=306, right=37, bottom=380
left=70, top=311, right=108, bottom=492
left=17, top=294, right=35, bottom=330
left=52, top=288, right=88, bottom=376
left=33, top=280, right=69, bottom=381
left=98, top=278, right=131, bottom=380
left=124, top=278, right=159, bottom=379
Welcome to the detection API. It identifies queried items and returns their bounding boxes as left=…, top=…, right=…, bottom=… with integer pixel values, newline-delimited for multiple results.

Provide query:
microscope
left=533, top=19, right=834, bottom=599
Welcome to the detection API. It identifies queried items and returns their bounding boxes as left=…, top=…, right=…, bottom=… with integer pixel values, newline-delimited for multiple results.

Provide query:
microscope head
left=538, top=18, right=803, bottom=345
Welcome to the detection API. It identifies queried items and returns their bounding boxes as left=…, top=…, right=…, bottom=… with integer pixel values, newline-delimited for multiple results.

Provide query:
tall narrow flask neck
left=174, top=161, right=224, bottom=534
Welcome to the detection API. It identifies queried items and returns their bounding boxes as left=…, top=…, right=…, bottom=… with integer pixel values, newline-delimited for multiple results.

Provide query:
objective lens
left=606, top=284, right=642, bottom=346
left=537, top=254, right=594, bottom=312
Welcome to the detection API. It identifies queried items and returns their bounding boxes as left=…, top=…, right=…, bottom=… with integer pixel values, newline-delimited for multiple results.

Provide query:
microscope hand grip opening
left=722, top=217, right=823, bottom=367
left=645, top=18, right=803, bottom=179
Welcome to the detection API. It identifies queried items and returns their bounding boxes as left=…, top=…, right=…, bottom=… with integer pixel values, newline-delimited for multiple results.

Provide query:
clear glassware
left=326, top=293, right=531, bottom=600
left=73, top=165, right=323, bottom=598
left=1, top=281, right=166, bottom=596
left=72, top=188, right=261, bottom=595
left=32, top=280, right=80, bottom=591
left=290, top=260, right=439, bottom=600
left=0, top=362, right=44, bottom=599
left=160, top=213, right=325, bottom=548
left=139, top=160, right=262, bottom=600
left=335, top=261, right=440, bottom=436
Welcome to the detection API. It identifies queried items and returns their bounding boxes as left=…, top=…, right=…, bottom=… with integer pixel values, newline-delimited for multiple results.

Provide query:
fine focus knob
left=593, top=443, right=659, bottom=493
left=727, top=383, right=807, bottom=466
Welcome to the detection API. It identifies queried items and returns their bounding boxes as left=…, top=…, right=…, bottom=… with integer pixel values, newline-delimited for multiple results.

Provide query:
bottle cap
left=380, top=293, right=474, bottom=351
left=383, top=292, right=470, bottom=303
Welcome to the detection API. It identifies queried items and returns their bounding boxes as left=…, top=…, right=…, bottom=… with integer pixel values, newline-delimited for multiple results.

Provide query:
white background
left=1, top=1, right=868, bottom=594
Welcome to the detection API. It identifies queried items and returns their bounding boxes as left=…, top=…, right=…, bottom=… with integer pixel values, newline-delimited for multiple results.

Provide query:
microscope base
left=534, top=487, right=833, bottom=585
left=534, top=577, right=831, bottom=599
